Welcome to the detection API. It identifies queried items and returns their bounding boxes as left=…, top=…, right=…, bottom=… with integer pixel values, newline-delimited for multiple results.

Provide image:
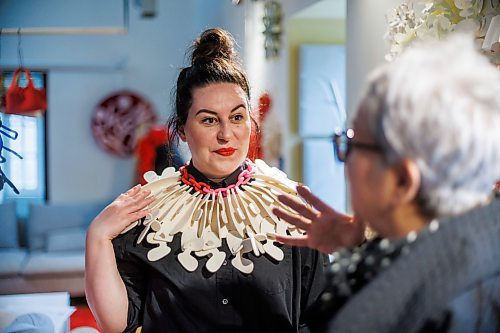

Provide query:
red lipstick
left=215, top=148, right=236, bottom=156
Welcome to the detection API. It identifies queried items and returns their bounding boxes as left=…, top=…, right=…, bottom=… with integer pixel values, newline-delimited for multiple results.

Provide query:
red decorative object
left=70, top=305, right=99, bottom=331
left=258, top=92, right=271, bottom=117
left=135, top=125, right=171, bottom=184
left=91, top=90, right=156, bottom=157
left=5, top=68, right=47, bottom=116
left=248, top=92, right=272, bottom=161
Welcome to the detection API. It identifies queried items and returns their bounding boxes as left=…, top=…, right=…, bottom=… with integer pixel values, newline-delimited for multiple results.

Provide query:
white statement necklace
left=123, top=159, right=304, bottom=274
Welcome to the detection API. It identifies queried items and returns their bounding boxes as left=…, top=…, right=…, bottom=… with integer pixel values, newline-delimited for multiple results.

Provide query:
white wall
left=243, top=0, right=320, bottom=174
left=0, top=0, right=244, bottom=204
left=346, top=0, right=402, bottom=119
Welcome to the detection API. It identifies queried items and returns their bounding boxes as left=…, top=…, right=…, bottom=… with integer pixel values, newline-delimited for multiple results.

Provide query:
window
left=1, top=71, right=47, bottom=218
left=299, top=45, right=347, bottom=213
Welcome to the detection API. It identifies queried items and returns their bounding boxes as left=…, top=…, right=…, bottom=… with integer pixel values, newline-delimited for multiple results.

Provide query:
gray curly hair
left=353, top=33, right=500, bottom=217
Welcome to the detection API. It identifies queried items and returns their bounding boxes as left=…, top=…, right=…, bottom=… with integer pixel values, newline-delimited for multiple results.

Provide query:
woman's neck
left=208, top=176, right=226, bottom=183
left=380, top=205, right=432, bottom=239
left=187, top=160, right=246, bottom=186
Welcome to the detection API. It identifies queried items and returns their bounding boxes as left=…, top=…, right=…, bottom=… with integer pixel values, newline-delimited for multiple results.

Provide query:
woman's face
left=179, top=82, right=251, bottom=180
left=346, top=109, right=399, bottom=236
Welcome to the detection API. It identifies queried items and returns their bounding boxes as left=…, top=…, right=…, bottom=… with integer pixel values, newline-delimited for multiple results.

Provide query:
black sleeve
left=298, top=248, right=329, bottom=332
left=112, top=228, right=148, bottom=333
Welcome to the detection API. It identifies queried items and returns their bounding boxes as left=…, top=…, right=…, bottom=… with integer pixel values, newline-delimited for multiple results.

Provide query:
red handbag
left=5, top=68, right=47, bottom=116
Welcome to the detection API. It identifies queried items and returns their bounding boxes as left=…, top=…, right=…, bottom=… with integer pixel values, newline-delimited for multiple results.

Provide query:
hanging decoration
left=385, top=0, right=500, bottom=65
left=231, top=0, right=260, bottom=5
left=1, top=29, right=46, bottom=116
left=91, top=90, right=157, bottom=157
left=231, top=0, right=283, bottom=59
left=0, top=117, right=22, bottom=194
left=263, top=1, right=283, bottom=59
left=5, top=68, right=47, bottom=116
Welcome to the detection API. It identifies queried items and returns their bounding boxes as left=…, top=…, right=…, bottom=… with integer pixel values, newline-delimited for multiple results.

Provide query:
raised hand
left=88, top=184, right=155, bottom=241
left=272, top=185, right=365, bottom=254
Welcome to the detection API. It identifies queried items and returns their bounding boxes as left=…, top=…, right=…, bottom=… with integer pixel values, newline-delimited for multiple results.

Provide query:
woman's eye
left=201, top=117, right=217, bottom=124
left=232, top=114, right=244, bottom=122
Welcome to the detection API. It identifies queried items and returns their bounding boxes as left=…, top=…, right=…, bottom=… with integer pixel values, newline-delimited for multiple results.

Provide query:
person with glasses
left=273, top=34, right=500, bottom=333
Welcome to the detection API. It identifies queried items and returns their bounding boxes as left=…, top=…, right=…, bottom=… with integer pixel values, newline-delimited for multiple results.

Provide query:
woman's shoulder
left=420, top=272, right=500, bottom=332
left=250, top=159, right=298, bottom=189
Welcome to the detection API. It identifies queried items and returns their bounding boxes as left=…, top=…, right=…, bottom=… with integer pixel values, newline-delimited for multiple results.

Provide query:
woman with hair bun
left=85, top=28, right=328, bottom=333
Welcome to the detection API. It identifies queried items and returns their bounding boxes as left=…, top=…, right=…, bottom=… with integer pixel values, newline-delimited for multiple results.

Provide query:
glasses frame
left=333, top=128, right=383, bottom=162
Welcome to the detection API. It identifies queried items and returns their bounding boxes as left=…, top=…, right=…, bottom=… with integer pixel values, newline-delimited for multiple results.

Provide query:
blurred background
left=0, top=0, right=402, bottom=215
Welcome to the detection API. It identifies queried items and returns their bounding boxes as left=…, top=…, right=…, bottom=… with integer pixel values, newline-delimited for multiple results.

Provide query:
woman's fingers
left=276, top=194, right=318, bottom=221
left=296, top=185, right=332, bottom=213
left=128, top=187, right=149, bottom=201
left=297, top=185, right=353, bottom=222
left=274, top=234, right=309, bottom=247
left=123, top=184, right=142, bottom=197
left=126, top=191, right=153, bottom=213
left=134, top=194, right=156, bottom=213
left=272, top=207, right=311, bottom=231
left=130, top=209, right=151, bottom=221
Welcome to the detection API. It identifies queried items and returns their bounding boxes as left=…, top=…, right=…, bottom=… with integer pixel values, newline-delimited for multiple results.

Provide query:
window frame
left=0, top=70, right=48, bottom=216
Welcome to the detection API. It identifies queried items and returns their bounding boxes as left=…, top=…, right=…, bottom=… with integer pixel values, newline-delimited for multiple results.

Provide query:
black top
left=305, top=237, right=406, bottom=332
left=113, top=162, right=328, bottom=333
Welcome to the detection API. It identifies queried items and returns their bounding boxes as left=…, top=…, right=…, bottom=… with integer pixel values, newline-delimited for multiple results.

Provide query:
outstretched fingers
left=297, top=185, right=352, bottom=221
left=296, top=185, right=332, bottom=213
left=272, top=206, right=311, bottom=231
left=276, top=193, right=318, bottom=221
left=274, top=234, right=309, bottom=248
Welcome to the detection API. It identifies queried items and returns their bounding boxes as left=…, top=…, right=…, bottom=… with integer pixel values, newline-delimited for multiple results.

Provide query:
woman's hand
left=272, top=185, right=365, bottom=254
left=85, top=185, right=153, bottom=333
left=88, top=184, right=155, bottom=241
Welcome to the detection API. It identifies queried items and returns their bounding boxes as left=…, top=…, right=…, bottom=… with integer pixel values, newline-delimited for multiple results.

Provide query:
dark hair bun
left=191, top=28, right=236, bottom=65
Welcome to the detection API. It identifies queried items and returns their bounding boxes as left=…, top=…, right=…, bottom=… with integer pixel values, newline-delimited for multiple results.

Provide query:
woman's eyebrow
left=230, top=104, right=246, bottom=112
left=195, top=104, right=246, bottom=116
left=195, top=109, right=217, bottom=116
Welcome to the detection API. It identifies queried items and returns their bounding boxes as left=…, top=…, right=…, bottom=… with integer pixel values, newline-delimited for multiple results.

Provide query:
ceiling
left=292, top=0, right=346, bottom=20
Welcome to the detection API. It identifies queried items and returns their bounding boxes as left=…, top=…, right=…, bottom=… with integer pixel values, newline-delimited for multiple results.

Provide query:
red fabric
left=5, top=68, right=47, bottom=116
left=248, top=93, right=272, bottom=161
left=70, top=306, right=99, bottom=331
left=135, top=125, right=170, bottom=184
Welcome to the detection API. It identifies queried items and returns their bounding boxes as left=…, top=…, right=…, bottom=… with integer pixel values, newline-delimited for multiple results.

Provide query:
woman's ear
left=178, top=126, right=187, bottom=142
left=394, top=159, right=421, bottom=204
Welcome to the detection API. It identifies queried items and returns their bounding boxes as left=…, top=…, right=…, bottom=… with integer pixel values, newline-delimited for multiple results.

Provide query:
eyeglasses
left=333, top=128, right=383, bottom=162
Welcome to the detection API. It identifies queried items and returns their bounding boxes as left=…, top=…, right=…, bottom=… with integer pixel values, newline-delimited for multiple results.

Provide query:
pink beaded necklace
left=179, top=159, right=255, bottom=195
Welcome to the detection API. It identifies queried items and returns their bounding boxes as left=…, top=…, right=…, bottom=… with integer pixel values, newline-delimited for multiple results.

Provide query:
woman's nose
left=217, top=123, right=231, bottom=141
